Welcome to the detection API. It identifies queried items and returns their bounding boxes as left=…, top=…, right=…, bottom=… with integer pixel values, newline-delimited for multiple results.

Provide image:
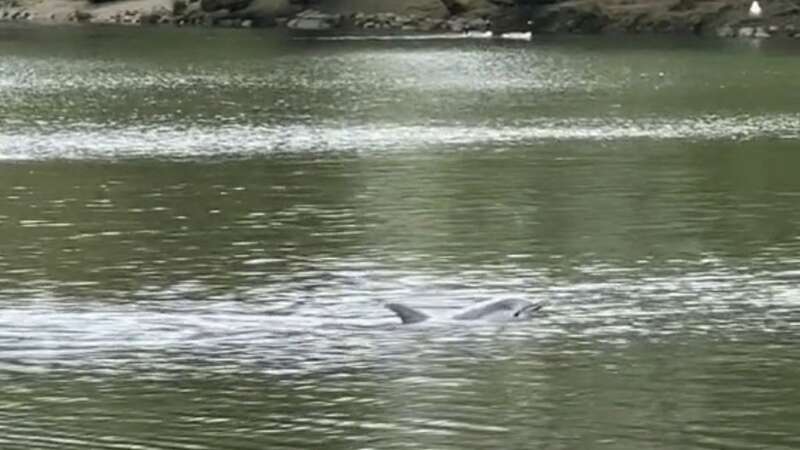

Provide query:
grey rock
left=397, top=15, right=415, bottom=25
left=418, top=18, right=443, bottom=30
left=466, top=17, right=489, bottom=30
left=449, top=21, right=465, bottom=32
left=716, top=25, right=734, bottom=38
left=754, top=27, right=770, bottom=38
left=287, top=9, right=341, bottom=30
left=737, top=26, right=754, bottom=37
left=447, top=17, right=466, bottom=32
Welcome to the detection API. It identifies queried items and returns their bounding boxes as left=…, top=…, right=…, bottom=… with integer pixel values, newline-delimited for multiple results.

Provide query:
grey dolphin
left=385, top=298, right=546, bottom=324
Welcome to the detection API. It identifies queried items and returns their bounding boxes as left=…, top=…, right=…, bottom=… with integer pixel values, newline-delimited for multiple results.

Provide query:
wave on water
left=1, top=114, right=799, bottom=160
left=0, top=259, right=796, bottom=376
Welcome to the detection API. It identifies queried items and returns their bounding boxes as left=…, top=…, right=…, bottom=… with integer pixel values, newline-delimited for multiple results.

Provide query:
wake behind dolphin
left=385, top=298, right=546, bottom=324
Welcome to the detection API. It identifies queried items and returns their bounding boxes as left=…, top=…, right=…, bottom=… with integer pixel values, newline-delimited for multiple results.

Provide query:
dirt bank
left=1, top=0, right=799, bottom=38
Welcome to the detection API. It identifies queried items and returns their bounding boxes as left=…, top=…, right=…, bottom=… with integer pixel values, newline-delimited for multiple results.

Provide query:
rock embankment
left=2, top=0, right=800, bottom=38
left=283, top=8, right=493, bottom=32
left=527, top=0, right=800, bottom=39
left=0, top=0, right=516, bottom=30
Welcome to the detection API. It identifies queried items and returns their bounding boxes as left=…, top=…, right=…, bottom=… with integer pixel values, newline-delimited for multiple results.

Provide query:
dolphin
left=385, top=298, right=546, bottom=324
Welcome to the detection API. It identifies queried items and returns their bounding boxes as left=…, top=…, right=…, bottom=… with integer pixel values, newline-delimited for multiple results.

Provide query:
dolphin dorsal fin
left=385, top=303, right=429, bottom=324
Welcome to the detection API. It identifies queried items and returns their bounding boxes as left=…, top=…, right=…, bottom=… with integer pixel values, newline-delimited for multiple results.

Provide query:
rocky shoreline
left=0, top=0, right=501, bottom=32
left=2, top=0, right=800, bottom=39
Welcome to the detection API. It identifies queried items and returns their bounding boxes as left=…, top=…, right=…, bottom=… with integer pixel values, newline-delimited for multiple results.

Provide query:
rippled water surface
left=1, top=24, right=800, bottom=450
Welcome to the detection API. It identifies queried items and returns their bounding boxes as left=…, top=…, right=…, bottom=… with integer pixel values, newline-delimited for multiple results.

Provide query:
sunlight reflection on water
left=2, top=115, right=799, bottom=160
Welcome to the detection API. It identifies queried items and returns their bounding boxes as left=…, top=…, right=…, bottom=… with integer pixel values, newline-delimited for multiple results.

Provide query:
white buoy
left=749, top=0, right=762, bottom=18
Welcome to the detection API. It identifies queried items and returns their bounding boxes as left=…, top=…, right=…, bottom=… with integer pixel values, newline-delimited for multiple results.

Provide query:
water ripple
left=2, top=115, right=799, bottom=160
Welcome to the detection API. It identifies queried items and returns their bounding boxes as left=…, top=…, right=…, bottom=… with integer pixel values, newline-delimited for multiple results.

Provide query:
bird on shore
left=749, top=0, right=762, bottom=18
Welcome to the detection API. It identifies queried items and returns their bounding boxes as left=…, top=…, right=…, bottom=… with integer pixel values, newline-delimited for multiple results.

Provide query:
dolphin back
left=385, top=303, right=429, bottom=324
left=451, top=298, right=546, bottom=321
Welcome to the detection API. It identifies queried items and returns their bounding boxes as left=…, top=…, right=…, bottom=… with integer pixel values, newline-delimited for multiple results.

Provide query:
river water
left=1, top=24, right=799, bottom=449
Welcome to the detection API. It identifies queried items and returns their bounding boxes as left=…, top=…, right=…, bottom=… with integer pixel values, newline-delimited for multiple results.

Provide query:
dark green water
left=1, top=24, right=799, bottom=450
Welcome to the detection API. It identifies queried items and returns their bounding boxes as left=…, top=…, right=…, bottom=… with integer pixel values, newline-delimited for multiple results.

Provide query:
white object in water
left=749, top=0, right=762, bottom=18
left=500, top=31, right=532, bottom=41
left=464, top=30, right=493, bottom=38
